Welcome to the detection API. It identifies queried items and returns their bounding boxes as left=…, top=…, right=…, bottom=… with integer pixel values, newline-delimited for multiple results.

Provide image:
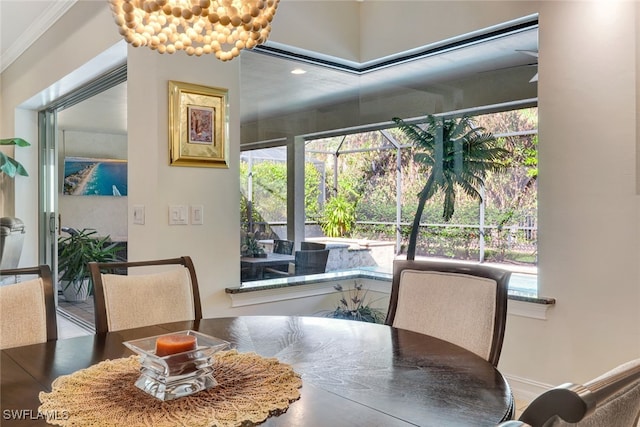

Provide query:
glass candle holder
left=124, top=330, right=230, bottom=401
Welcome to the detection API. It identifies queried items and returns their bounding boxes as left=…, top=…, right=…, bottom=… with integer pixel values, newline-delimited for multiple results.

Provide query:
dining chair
left=300, top=241, right=326, bottom=251
left=264, top=249, right=330, bottom=277
left=0, top=265, right=57, bottom=349
left=497, top=358, right=640, bottom=427
left=273, top=239, right=294, bottom=255
left=385, top=259, right=511, bottom=366
left=89, top=256, right=202, bottom=334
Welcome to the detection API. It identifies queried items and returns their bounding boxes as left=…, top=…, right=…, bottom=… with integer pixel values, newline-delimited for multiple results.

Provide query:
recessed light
left=291, top=68, right=306, bottom=75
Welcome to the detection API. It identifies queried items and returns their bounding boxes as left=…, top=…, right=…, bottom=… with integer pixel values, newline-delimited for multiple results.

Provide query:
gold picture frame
left=169, top=80, right=229, bottom=168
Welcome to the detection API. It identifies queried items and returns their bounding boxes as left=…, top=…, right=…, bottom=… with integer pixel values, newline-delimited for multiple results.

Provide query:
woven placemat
left=39, top=350, right=302, bottom=426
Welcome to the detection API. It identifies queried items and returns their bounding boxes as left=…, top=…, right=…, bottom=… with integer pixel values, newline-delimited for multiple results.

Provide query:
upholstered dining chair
left=0, top=265, right=57, bottom=349
left=385, top=259, right=511, bottom=367
left=89, top=256, right=202, bottom=334
left=497, top=358, right=640, bottom=427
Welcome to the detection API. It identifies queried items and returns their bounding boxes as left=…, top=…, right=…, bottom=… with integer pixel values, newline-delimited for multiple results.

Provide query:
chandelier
left=109, top=0, right=279, bottom=61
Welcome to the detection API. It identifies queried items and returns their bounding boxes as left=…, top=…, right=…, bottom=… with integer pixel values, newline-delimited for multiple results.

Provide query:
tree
left=392, top=115, right=510, bottom=260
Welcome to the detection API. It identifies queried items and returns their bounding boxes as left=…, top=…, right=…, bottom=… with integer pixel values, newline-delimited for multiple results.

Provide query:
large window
left=305, top=107, right=538, bottom=267
left=238, top=18, right=538, bottom=291
left=240, top=146, right=289, bottom=241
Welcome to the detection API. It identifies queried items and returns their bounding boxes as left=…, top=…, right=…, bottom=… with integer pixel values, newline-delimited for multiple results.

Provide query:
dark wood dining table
left=240, top=253, right=294, bottom=279
left=1, top=316, right=514, bottom=426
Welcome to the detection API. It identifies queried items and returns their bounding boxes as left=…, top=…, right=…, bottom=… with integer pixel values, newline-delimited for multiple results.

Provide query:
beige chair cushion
left=0, top=278, right=48, bottom=349
left=101, top=267, right=195, bottom=332
left=392, top=270, right=497, bottom=361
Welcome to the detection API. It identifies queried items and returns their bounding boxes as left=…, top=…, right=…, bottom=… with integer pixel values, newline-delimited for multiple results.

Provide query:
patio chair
left=0, top=265, right=57, bottom=349
left=264, top=249, right=330, bottom=278
left=497, top=358, right=640, bottom=427
left=89, top=256, right=202, bottom=333
left=265, top=239, right=296, bottom=275
left=385, top=259, right=511, bottom=366
left=273, top=239, right=294, bottom=255
left=301, top=241, right=326, bottom=251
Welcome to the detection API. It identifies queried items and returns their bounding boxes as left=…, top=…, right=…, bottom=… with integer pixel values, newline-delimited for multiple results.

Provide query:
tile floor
left=514, top=399, right=529, bottom=419
left=56, top=311, right=93, bottom=339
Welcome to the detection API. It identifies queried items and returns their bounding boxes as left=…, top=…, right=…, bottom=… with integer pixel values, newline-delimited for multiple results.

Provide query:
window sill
left=226, top=269, right=556, bottom=320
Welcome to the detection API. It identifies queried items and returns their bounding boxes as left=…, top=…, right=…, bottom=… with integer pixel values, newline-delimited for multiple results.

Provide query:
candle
left=155, top=334, right=197, bottom=357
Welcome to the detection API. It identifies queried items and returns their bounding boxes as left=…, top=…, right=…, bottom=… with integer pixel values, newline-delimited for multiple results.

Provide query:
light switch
left=191, top=205, right=204, bottom=225
left=169, top=205, right=188, bottom=225
left=133, top=205, right=145, bottom=225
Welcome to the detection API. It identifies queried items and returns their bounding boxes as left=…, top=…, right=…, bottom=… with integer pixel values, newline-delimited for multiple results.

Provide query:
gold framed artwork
left=169, top=80, right=229, bottom=168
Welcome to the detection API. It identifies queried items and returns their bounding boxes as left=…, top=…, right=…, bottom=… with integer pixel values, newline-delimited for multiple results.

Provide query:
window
left=304, top=107, right=537, bottom=270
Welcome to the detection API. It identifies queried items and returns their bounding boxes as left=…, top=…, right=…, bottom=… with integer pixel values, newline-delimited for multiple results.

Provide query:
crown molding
left=1, top=0, right=77, bottom=73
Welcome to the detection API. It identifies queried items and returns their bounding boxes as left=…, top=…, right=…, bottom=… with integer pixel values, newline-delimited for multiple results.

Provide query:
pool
left=509, top=272, right=538, bottom=297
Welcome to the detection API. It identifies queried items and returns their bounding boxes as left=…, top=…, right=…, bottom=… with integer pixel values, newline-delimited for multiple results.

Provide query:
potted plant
left=319, top=282, right=386, bottom=324
left=241, top=232, right=266, bottom=258
left=0, top=138, right=30, bottom=177
left=58, top=228, right=120, bottom=302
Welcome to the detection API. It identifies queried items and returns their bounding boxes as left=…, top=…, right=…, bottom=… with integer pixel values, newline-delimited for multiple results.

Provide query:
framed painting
left=63, top=156, right=127, bottom=196
left=169, top=80, right=228, bottom=168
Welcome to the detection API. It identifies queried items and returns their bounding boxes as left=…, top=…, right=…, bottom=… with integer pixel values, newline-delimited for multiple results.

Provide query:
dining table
left=1, top=316, right=514, bottom=426
left=240, top=253, right=294, bottom=279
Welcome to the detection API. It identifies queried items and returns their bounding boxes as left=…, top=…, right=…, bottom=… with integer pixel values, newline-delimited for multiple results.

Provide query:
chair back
left=385, top=259, right=510, bottom=366
left=273, top=239, right=294, bottom=255
left=300, top=241, right=326, bottom=251
left=0, top=265, right=57, bottom=349
left=89, top=256, right=202, bottom=333
left=501, top=358, right=640, bottom=427
left=294, top=249, right=329, bottom=275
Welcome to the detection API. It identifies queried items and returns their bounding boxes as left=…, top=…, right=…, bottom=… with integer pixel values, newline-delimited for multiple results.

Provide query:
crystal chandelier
left=109, top=0, right=279, bottom=61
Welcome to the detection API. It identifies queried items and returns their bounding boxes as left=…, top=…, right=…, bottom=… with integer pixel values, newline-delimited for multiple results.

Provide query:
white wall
left=500, top=1, right=640, bottom=389
left=126, top=46, right=240, bottom=318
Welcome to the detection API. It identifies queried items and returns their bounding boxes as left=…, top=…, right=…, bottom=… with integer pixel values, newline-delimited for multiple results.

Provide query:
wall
left=499, top=1, right=640, bottom=394
left=126, top=47, right=240, bottom=318
left=358, top=1, right=538, bottom=62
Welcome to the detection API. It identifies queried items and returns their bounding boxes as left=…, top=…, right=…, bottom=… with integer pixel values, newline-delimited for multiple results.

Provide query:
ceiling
left=1, top=1, right=538, bottom=133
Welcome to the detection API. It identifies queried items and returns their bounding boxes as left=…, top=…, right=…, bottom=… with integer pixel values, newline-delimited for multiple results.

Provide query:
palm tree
left=392, top=115, right=509, bottom=260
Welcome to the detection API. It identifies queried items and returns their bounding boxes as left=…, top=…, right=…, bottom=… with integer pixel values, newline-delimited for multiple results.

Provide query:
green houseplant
left=320, top=282, right=386, bottom=324
left=241, top=232, right=266, bottom=257
left=58, top=228, right=120, bottom=302
left=0, top=138, right=30, bottom=177
left=392, top=115, right=509, bottom=260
